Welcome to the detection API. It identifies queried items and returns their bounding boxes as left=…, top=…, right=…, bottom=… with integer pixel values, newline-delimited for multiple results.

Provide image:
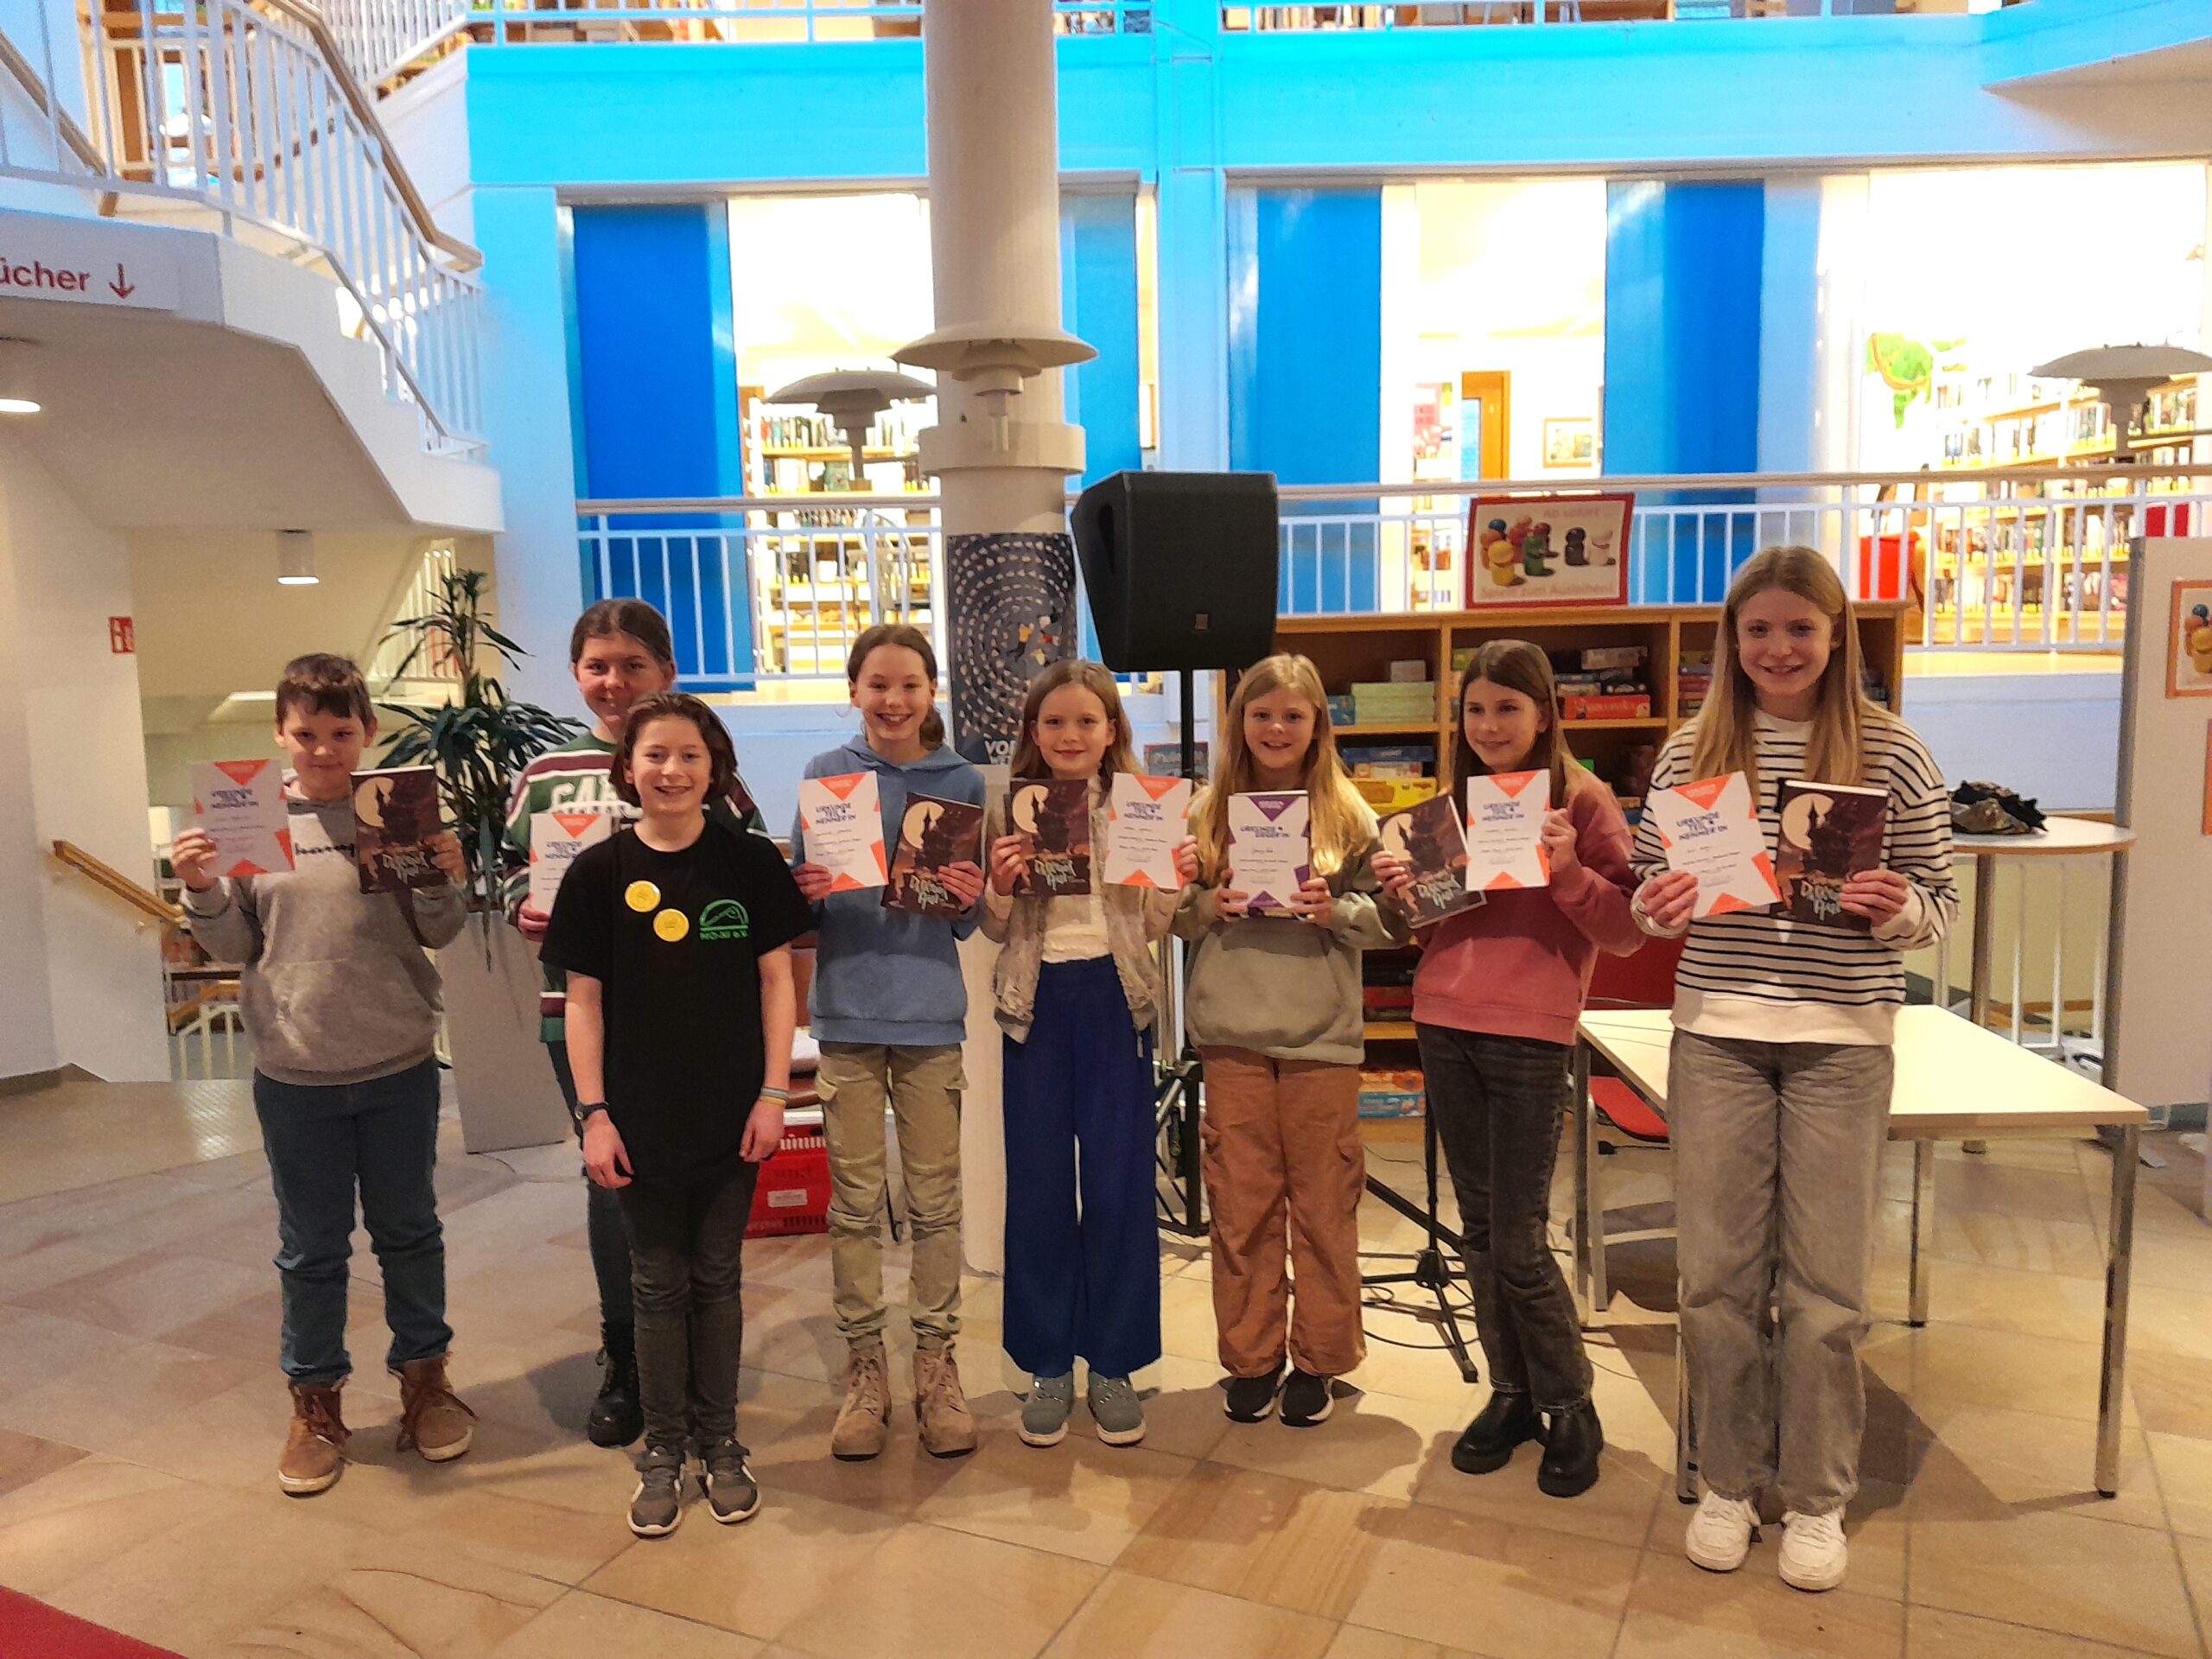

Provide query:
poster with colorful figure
left=1465, top=493, right=1633, bottom=608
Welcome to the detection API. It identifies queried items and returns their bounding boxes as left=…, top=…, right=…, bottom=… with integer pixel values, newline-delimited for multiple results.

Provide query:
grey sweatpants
left=1669, top=1030, right=1893, bottom=1516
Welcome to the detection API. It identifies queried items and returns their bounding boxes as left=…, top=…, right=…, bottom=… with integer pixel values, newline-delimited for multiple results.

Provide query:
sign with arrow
left=0, top=217, right=177, bottom=312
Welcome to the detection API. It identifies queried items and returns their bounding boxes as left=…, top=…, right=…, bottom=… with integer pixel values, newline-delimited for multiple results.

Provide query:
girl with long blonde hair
left=1631, top=547, right=1955, bottom=1592
left=1375, top=638, right=1642, bottom=1497
left=1177, top=653, right=1402, bottom=1428
left=982, top=660, right=1195, bottom=1451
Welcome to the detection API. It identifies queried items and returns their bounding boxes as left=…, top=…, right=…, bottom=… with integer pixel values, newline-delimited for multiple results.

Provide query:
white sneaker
left=1778, top=1509, right=1847, bottom=1592
left=1684, top=1490, right=1759, bottom=1573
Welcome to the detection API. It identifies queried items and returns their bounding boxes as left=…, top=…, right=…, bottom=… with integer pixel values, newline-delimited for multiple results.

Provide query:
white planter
left=440, top=922, right=569, bottom=1154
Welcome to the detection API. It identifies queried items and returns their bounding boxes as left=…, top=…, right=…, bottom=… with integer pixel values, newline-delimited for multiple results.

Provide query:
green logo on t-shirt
left=699, top=899, right=751, bottom=942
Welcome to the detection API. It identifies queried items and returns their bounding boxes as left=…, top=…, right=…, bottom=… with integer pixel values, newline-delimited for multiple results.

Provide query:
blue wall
left=1604, top=180, right=1765, bottom=604
left=569, top=203, right=751, bottom=683
left=1228, top=187, right=1382, bottom=613
left=1062, top=194, right=1142, bottom=486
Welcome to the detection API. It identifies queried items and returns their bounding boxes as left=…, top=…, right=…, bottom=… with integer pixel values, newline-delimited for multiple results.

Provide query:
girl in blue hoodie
left=791, top=623, right=986, bottom=1463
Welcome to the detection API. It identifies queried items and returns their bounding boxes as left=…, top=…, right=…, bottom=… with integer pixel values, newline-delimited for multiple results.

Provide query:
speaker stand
left=1359, top=1109, right=1479, bottom=1385
left=1155, top=666, right=1208, bottom=1238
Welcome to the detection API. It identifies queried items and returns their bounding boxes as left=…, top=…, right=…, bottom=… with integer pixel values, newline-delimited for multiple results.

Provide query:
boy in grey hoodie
left=175, top=654, right=474, bottom=1498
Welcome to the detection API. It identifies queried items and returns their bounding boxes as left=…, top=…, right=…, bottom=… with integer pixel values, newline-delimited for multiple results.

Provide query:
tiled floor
left=0, top=1078, right=2208, bottom=1659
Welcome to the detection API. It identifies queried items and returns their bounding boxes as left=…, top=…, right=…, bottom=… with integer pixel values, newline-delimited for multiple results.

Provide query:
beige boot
left=279, top=1382, right=348, bottom=1496
left=912, top=1344, right=978, bottom=1459
left=395, top=1356, right=476, bottom=1462
left=830, top=1344, right=891, bottom=1461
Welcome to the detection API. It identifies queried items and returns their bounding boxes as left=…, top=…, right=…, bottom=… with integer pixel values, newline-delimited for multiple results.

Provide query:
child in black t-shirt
left=540, top=693, right=814, bottom=1540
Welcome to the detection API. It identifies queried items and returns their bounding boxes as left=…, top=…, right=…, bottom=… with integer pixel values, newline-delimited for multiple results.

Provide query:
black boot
left=1537, top=1399, right=1604, bottom=1497
left=1451, top=1390, right=1542, bottom=1475
left=587, top=1324, right=644, bottom=1448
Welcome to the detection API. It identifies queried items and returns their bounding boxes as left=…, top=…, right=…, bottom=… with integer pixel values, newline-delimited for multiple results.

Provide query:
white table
left=1952, top=816, right=2134, bottom=1048
left=1573, top=1004, right=2148, bottom=1498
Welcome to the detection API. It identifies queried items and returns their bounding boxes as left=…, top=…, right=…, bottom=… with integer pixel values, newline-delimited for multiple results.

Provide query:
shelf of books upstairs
left=1256, top=603, right=1910, bottom=1113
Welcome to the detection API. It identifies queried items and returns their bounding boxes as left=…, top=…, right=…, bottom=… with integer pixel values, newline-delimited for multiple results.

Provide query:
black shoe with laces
left=1223, top=1366, right=1283, bottom=1423
left=1537, top=1399, right=1605, bottom=1498
left=587, top=1325, right=644, bottom=1449
left=1452, top=1389, right=1542, bottom=1475
left=1279, top=1368, right=1333, bottom=1427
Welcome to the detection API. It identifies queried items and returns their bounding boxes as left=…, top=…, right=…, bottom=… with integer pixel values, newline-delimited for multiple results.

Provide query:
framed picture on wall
left=1543, top=417, right=1597, bottom=468
left=2166, top=579, right=2212, bottom=696
left=1465, top=493, right=1634, bottom=609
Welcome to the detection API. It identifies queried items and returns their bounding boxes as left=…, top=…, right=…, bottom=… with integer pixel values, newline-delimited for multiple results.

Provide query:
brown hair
left=1690, top=545, right=1885, bottom=793
left=1192, top=652, right=1372, bottom=881
left=275, top=653, right=373, bottom=728
left=570, top=599, right=677, bottom=670
left=846, top=623, right=946, bottom=750
left=611, top=692, right=737, bottom=807
left=1450, top=639, right=1583, bottom=810
left=1008, top=660, right=1140, bottom=780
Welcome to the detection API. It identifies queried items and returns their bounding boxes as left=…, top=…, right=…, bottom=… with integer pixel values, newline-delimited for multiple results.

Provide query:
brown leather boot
left=912, top=1344, right=978, bottom=1459
left=279, top=1382, right=349, bottom=1496
left=395, top=1356, right=476, bottom=1462
left=830, top=1344, right=890, bottom=1461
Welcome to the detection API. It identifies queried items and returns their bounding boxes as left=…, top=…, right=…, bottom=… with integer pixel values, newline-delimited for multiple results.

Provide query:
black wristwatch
left=572, top=1100, right=608, bottom=1131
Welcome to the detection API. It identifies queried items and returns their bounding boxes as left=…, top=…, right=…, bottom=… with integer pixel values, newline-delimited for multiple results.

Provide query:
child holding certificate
left=982, top=661, right=1195, bottom=1450
left=1374, top=639, right=1641, bottom=1499
left=1630, top=548, right=1955, bottom=1593
left=1178, top=654, right=1400, bottom=1429
left=789, top=624, right=986, bottom=1463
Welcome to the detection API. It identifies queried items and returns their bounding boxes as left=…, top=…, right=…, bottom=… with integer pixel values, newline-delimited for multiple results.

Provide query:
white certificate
left=798, top=772, right=887, bottom=891
left=1227, top=791, right=1310, bottom=916
left=191, top=759, right=293, bottom=878
left=1646, top=772, right=1781, bottom=918
left=1464, top=770, right=1550, bottom=891
left=1103, top=773, right=1192, bottom=889
left=530, top=808, right=616, bottom=912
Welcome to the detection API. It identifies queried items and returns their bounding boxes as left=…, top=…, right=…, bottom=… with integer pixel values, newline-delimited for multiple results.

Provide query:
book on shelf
left=1775, top=781, right=1887, bottom=932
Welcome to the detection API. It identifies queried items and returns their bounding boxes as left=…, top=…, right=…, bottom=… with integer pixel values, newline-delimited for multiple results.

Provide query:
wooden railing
left=48, top=841, right=183, bottom=926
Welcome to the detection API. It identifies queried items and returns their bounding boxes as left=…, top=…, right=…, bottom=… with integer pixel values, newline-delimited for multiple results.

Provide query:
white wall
left=0, top=431, right=169, bottom=1081
left=378, top=56, right=476, bottom=246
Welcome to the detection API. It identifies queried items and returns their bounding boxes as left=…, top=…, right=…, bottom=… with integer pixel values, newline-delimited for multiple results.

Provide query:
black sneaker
left=1223, top=1366, right=1283, bottom=1423
left=701, top=1437, right=760, bottom=1525
left=1279, top=1368, right=1333, bottom=1427
left=627, top=1444, right=684, bottom=1538
left=588, top=1327, right=644, bottom=1449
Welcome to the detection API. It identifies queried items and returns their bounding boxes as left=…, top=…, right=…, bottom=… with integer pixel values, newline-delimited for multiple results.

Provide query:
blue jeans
left=253, top=1058, right=452, bottom=1387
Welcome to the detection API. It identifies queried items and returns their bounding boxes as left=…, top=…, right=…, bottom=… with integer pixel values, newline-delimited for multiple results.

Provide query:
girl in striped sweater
left=1631, top=547, right=1955, bottom=1595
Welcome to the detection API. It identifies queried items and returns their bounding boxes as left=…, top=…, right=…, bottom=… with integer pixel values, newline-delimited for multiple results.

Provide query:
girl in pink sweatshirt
left=1374, top=639, right=1643, bottom=1499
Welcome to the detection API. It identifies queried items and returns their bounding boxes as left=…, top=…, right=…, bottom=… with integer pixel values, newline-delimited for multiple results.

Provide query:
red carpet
left=0, top=1589, right=184, bottom=1657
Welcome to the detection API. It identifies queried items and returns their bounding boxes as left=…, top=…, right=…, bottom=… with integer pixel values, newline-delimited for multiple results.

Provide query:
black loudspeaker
left=1071, top=470, right=1280, bottom=672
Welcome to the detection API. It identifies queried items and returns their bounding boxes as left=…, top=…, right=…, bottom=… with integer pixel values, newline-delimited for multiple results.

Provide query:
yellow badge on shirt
left=653, top=908, right=690, bottom=942
left=625, top=880, right=660, bottom=912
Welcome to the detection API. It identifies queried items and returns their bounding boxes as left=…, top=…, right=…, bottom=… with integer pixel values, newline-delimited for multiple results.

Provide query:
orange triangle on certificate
left=1135, top=776, right=1182, bottom=803
left=817, top=773, right=869, bottom=801
left=1675, top=776, right=1733, bottom=812
left=551, top=811, right=605, bottom=839
left=1490, top=769, right=1545, bottom=800
left=213, top=759, right=266, bottom=787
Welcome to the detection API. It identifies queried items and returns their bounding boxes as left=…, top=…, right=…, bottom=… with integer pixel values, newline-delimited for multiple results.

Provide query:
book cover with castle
left=884, top=792, right=984, bottom=918
left=1007, top=778, right=1092, bottom=897
left=353, top=766, right=446, bottom=893
left=1378, top=793, right=1480, bottom=929
left=1776, top=780, right=1888, bottom=931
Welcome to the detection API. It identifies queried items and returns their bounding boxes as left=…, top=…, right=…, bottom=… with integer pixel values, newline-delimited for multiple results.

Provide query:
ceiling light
left=276, top=529, right=318, bottom=586
left=0, top=339, right=41, bottom=415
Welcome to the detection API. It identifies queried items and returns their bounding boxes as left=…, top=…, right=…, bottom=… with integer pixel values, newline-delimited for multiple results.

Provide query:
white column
left=906, top=0, right=1092, bottom=1281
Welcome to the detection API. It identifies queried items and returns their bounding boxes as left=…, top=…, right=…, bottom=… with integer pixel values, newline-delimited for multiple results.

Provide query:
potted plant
left=378, top=567, right=582, bottom=1152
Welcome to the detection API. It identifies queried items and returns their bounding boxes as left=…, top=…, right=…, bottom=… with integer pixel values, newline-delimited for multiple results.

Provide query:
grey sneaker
left=701, top=1437, right=760, bottom=1525
left=1087, top=1374, right=1146, bottom=1446
left=627, top=1444, right=685, bottom=1538
left=1020, top=1373, right=1075, bottom=1447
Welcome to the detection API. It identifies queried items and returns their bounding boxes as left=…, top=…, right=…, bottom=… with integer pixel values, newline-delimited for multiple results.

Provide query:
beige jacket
left=980, top=780, right=1181, bottom=1042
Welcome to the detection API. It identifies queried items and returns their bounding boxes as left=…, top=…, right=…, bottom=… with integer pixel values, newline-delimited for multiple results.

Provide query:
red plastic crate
left=747, top=1128, right=830, bottom=1238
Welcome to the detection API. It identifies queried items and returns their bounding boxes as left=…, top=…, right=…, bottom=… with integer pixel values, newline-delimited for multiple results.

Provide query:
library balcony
left=575, top=462, right=2208, bottom=690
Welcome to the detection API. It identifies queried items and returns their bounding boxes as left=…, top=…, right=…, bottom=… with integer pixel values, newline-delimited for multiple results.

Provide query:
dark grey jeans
left=1417, top=1025, right=1594, bottom=1412
left=616, top=1162, right=761, bottom=1453
left=1669, top=1030, right=1892, bottom=1516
